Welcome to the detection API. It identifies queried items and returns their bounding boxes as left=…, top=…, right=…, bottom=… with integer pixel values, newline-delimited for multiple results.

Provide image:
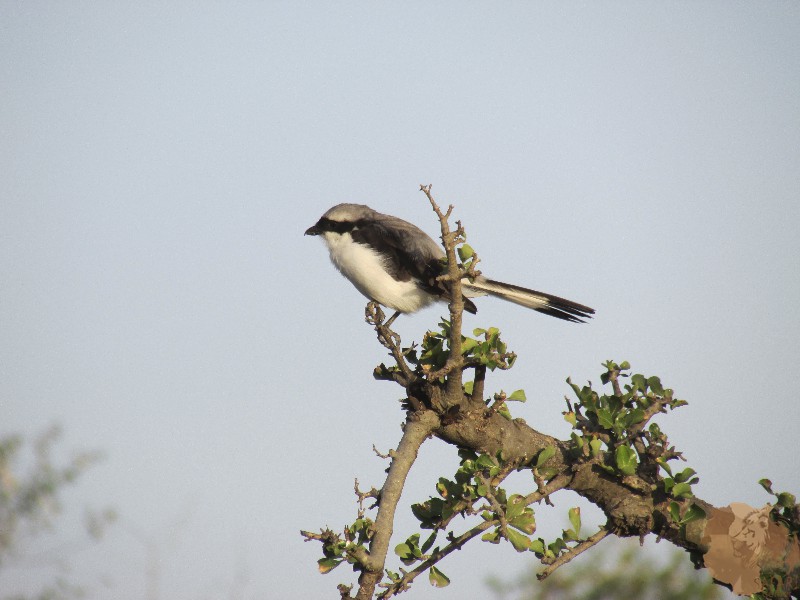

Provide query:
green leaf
left=476, top=454, right=498, bottom=470
left=429, top=566, right=450, bottom=587
left=682, top=504, right=706, bottom=524
left=619, top=360, right=630, bottom=370
left=777, top=492, right=796, bottom=508
left=759, top=478, right=774, bottom=495
left=596, top=408, right=614, bottom=430
left=631, top=373, right=647, bottom=392
left=589, top=437, right=603, bottom=457
left=463, top=380, right=474, bottom=395
left=508, top=389, right=527, bottom=402
left=674, top=468, right=697, bottom=484
left=647, top=376, right=664, bottom=394
left=671, top=482, right=694, bottom=499
left=421, top=532, right=437, bottom=553
left=548, top=537, right=567, bottom=556
left=506, top=528, right=532, bottom=552
left=481, top=529, right=501, bottom=543
left=624, top=408, right=645, bottom=427
left=504, top=495, right=524, bottom=520
left=461, top=337, right=479, bottom=355
left=530, top=538, right=545, bottom=555
left=317, top=557, right=342, bottom=574
left=568, top=507, right=581, bottom=537
left=457, top=244, right=475, bottom=261
left=394, top=542, right=412, bottom=561
left=669, top=501, right=681, bottom=523
left=614, top=445, right=638, bottom=476
left=536, top=446, right=556, bottom=468
left=563, top=528, right=579, bottom=542
left=564, top=411, right=577, bottom=427
left=656, top=458, right=673, bottom=477
left=510, top=513, right=536, bottom=535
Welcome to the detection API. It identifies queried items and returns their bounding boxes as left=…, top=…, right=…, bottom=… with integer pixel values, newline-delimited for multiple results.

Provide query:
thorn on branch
left=354, top=478, right=381, bottom=515
left=372, top=445, right=392, bottom=460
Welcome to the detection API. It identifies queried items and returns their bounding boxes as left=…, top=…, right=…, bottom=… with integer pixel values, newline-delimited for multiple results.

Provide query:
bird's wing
left=351, top=213, right=444, bottom=282
left=350, top=213, right=479, bottom=314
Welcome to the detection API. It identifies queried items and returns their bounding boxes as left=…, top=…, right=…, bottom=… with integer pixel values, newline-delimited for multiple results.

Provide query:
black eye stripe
left=318, top=217, right=357, bottom=234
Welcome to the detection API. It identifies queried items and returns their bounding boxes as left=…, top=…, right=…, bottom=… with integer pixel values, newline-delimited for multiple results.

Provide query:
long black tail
left=464, top=278, right=594, bottom=323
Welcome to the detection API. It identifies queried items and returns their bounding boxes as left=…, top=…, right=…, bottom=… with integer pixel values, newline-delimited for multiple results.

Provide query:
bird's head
left=304, top=204, right=375, bottom=238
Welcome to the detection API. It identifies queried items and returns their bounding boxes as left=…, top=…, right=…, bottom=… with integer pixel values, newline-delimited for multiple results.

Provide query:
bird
left=305, top=203, right=594, bottom=325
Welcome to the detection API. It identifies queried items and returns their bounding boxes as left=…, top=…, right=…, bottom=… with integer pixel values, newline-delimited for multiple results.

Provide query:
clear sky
left=1, top=3, right=798, bottom=599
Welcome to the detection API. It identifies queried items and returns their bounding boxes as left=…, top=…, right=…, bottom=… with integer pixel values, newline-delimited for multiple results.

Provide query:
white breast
left=321, top=231, right=438, bottom=313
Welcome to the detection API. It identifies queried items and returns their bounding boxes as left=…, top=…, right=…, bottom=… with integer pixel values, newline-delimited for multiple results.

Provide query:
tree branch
left=537, top=526, right=611, bottom=580
left=379, top=520, right=496, bottom=599
left=355, top=410, right=440, bottom=600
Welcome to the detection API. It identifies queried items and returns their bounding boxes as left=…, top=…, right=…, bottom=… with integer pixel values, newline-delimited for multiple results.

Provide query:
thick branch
left=355, top=410, right=440, bottom=600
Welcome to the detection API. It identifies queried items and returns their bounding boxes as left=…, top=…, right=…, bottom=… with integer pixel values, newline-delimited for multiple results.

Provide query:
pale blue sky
left=1, top=3, right=798, bottom=599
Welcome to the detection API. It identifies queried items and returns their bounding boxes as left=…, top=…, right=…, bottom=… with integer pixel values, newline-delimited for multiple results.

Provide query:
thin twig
left=420, top=184, right=465, bottom=404
left=379, top=519, right=496, bottom=599
left=537, top=526, right=610, bottom=580
left=365, top=302, right=416, bottom=384
left=523, top=473, right=573, bottom=507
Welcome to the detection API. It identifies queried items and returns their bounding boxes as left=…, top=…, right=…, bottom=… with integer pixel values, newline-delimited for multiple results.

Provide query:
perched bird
left=305, top=203, right=594, bottom=324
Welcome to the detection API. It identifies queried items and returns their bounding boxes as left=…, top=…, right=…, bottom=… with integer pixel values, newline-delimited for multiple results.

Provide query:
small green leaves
left=669, top=501, right=706, bottom=525
left=457, top=243, right=475, bottom=262
left=530, top=538, right=545, bottom=556
left=674, top=468, right=698, bottom=484
left=568, top=507, right=581, bottom=538
left=614, top=445, right=638, bottom=476
left=506, top=494, right=536, bottom=534
left=395, top=533, right=423, bottom=565
left=535, top=446, right=556, bottom=468
left=670, top=482, right=694, bottom=499
left=465, top=327, right=516, bottom=371
left=460, top=337, right=479, bottom=355
left=481, top=528, right=500, bottom=543
left=759, top=477, right=800, bottom=534
left=317, top=557, right=342, bottom=574
left=589, top=437, right=603, bottom=458
left=429, top=566, right=450, bottom=587
left=507, top=389, right=527, bottom=402
left=506, top=528, right=532, bottom=552
left=662, top=467, right=699, bottom=499
left=534, top=445, right=558, bottom=480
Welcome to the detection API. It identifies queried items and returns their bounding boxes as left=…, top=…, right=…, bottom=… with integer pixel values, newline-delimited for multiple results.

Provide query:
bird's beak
left=304, top=223, right=321, bottom=236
